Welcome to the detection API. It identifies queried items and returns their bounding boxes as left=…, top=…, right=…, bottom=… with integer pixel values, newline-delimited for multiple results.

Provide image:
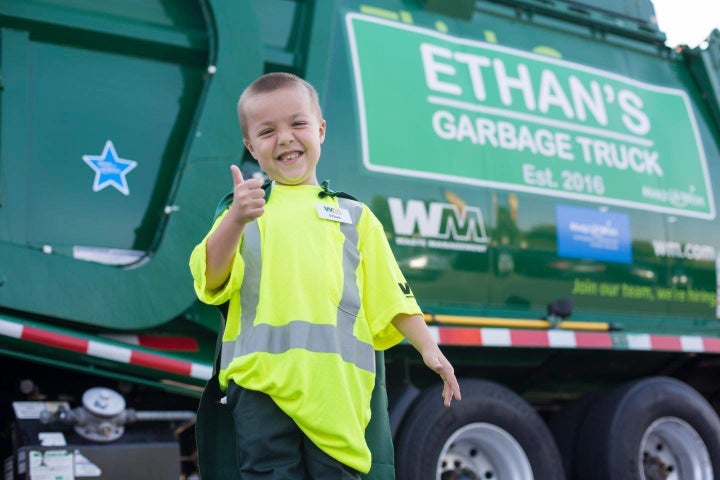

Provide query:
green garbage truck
left=2, top=0, right=720, bottom=478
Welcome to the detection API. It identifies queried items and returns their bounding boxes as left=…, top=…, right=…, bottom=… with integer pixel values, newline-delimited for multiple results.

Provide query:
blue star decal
left=82, top=140, right=138, bottom=196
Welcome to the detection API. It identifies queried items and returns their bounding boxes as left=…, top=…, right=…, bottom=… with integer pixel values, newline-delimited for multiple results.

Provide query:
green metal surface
left=482, top=0, right=664, bottom=42
left=0, top=0, right=262, bottom=328
left=312, top=0, right=720, bottom=331
left=685, top=29, right=720, bottom=137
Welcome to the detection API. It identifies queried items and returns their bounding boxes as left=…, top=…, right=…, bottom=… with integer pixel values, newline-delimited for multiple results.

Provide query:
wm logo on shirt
left=398, top=282, right=414, bottom=297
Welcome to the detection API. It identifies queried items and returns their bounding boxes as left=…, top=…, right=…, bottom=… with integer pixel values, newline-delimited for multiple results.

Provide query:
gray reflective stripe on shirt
left=220, top=198, right=375, bottom=373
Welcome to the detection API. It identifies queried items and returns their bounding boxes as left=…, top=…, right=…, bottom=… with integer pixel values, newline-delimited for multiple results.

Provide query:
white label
left=13, top=402, right=70, bottom=420
left=74, top=451, right=102, bottom=477
left=316, top=204, right=352, bottom=224
left=38, top=433, right=66, bottom=447
left=28, top=450, right=73, bottom=480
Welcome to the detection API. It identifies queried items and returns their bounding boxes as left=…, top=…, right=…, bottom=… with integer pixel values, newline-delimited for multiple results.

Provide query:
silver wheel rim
left=639, top=417, right=713, bottom=480
left=437, top=422, right=533, bottom=480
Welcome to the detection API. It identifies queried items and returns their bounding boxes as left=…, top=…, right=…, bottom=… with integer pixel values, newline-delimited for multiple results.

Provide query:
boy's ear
left=319, top=120, right=327, bottom=144
left=243, top=139, right=256, bottom=158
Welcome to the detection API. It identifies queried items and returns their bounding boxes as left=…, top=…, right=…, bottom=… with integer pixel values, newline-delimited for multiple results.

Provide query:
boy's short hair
left=238, top=72, right=323, bottom=138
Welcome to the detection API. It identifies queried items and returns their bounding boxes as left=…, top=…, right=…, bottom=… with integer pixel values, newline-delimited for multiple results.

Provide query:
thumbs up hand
left=228, top=165, right=265, bottom=224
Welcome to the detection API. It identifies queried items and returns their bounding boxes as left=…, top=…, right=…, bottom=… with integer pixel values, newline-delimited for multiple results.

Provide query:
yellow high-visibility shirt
left=189, top=184, right=421, bottom=473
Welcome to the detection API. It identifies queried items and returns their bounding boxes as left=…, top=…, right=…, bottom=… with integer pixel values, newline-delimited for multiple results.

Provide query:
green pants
left=228, top=382, right=360, bottom=479
left=196, top=350, right=396, bottom=480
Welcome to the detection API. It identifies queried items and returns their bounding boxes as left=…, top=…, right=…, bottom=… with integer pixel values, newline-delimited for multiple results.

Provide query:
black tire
left=548, top=392, right=602, bottom=479
left=573, top=376, right=720, bottom=480
left=395, top=379, right=565, bottom=480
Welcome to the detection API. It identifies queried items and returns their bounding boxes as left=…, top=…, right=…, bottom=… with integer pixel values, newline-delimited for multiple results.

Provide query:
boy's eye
left=293, top=121, right=308, bottom=127
left=258, top=129, right=273, bottom=136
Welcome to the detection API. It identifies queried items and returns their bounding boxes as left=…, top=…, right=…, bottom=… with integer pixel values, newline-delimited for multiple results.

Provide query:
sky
left=652, top=0, right=720, bottom=47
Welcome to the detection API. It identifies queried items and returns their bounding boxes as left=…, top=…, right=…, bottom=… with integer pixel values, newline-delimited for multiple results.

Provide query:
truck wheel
left=574, top=376, right=720, bottom=480
left=394, top=379, right=565, bottom=480
left=547, top=392, right=601, bottom=478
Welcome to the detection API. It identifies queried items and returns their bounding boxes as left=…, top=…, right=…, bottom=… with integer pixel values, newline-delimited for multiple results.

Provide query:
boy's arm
left=205, top=165, right=265, bottom=291
left=391, top=313, right=462, bottom=407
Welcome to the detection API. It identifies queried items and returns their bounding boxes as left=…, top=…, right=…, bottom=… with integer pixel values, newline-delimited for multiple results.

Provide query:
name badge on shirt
left=316, top=204, right=352, bottom=224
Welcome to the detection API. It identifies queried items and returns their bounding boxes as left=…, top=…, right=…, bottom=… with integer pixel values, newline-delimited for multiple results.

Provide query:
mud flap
left=196, top=371, right=242, bottom=480
left=363, top=350, right=396, bottom=480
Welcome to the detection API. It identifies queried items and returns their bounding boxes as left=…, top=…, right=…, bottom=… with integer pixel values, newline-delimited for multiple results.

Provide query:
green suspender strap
left=195, top=179, right=395, bottom=479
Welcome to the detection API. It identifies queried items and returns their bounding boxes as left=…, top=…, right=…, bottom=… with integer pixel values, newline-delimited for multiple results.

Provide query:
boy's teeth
left=280, top=152, right=299, bottom=161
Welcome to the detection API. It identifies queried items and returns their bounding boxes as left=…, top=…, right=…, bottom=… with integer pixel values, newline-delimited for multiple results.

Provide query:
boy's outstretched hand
left=391, top=313, right=462, bottom=407
left=228, top=165, right=265, bottom=224
left=424, top=349, right=461, bottom=407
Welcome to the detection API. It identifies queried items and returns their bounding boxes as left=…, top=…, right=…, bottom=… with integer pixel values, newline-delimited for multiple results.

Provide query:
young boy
left=189, top=72, right=461, bottom=479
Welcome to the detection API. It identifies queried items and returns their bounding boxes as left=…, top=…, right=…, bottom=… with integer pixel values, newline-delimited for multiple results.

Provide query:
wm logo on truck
left=388, top=198, right=489, bottom=252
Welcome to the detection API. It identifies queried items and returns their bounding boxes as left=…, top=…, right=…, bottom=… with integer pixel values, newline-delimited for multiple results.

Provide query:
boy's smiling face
left=242, top=85, right=326, bottom=186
